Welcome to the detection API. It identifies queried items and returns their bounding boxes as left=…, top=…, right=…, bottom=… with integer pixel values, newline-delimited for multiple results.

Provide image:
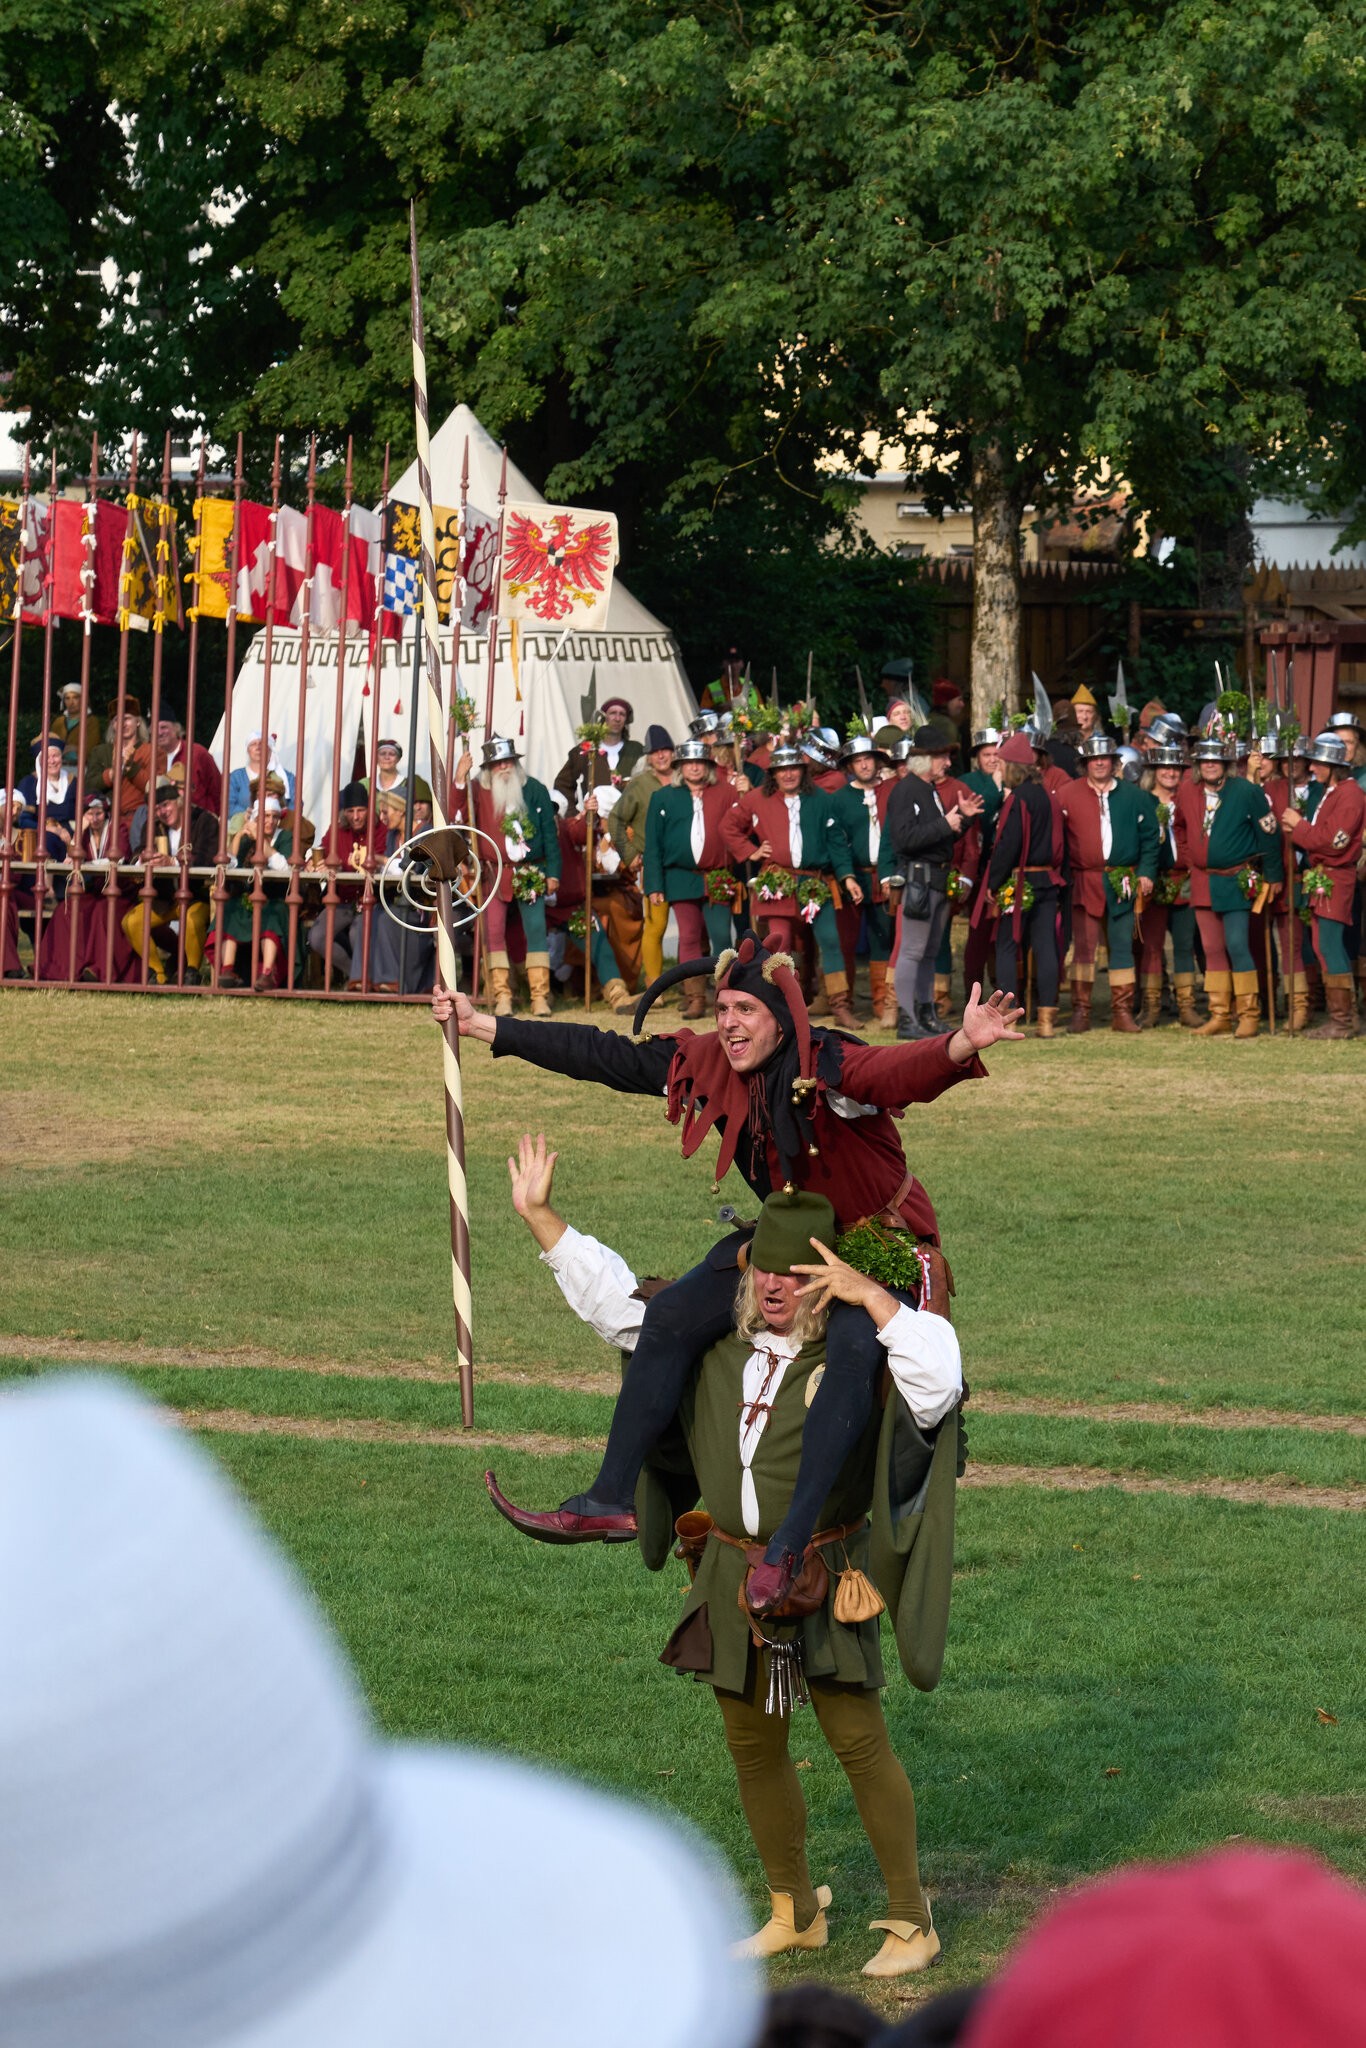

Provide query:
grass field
left=2, top=988, right=1363, bottom=2016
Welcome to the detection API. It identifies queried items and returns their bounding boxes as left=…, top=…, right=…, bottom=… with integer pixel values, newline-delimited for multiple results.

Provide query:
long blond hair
left=734, top=1265, right=828, bottom=1346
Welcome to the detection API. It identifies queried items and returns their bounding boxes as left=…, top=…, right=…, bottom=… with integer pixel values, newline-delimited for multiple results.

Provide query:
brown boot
left=806, top=982, right=830, bottom=1018
left=868, top=960, right=889, bottom=1028
left=1068, top=977, right=1093, bottom=1033
left=601, top=976, right=635, bottom=1015
left=1035, top=1005, right=1058, bottom=1039
left=526, top=955, right=553, bottom=1019
left=1110, top=975, right=1142, bottom=1033
left=1139, top=973, right=1164, bottom=1028
left=1173, top=972, right=1201, bottom=1028
left=1284, top=977, right=1312, bottom=1033
left=1232, top=970, right=1261, bottom=1039
left=825, top=971, right=859, bottom=1031
left=1194, top=972, right=1234, bottom=1035
left=933, top=973, right=952, bottom=1020
left=876, top=962, right=898, bottom=1028
left=1305, top=975, right=1358, bottom=1038
left=489, top=953, right=514, bottom=1018
left=680, top=975, right=708, bottom=1020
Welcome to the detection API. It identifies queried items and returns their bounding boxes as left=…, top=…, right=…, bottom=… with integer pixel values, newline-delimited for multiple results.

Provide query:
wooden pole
left=481, top=450, right=508, bottom=738
left=65, top=432, right=102, bottom=985
left=248, top=436, right=283, bottom=984
left=320, top=437, right=354, bottom=992
left=103, top=433, right=141, bottom=984
left=411, top=200, right=475, bottom=1429
left=0, top=444, right=30, bottom=981
left=172, top=439, right=208, bottom=989
left=32, top=449, right=60, bottom=984
left=135, top=432, right=175, bottom=987
left=284, top=436, right=320, bottom=987
left=210, top=435, right=245, bottom=990
left=359, top=443, right=390, bottom=995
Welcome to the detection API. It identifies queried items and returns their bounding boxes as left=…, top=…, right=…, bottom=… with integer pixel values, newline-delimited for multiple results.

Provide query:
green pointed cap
left=748, top=1190, right=836, bottom=1276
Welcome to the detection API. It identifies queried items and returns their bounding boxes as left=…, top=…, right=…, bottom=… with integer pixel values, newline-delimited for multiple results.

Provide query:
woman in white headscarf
left=225, top=732, right=294, bottom=820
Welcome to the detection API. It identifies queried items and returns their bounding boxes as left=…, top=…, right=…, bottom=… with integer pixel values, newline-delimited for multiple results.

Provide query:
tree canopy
left=6, top=0, right=1366, bottom=704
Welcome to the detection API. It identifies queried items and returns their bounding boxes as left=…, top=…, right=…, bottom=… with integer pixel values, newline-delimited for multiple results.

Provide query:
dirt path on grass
left=0, top=1334, right=618, bottom=1396
left=176, top=1408, right=1366, bottom=1511
left=182, top=1409, right=596, bottom=1457
left=960, top=1462, right=1366, bottom=1513
left=7, top=1335, right=1365, bottom=1433
left=970, top=1390, right=1366, bottom=1436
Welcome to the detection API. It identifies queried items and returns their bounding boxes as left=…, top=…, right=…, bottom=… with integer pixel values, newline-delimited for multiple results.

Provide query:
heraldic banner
left=498, top=501, right=618, bottom=627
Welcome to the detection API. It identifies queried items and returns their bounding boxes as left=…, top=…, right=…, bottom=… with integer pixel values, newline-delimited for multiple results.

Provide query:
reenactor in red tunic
left=1059, top=734, right=1160, bottom=1032
left=1282, top=732, right=1365, bottom=1038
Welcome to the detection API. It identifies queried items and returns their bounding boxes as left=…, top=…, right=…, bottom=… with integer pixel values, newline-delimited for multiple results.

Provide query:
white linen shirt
left=785, top=795, right=802, bottom=867
left=538, top=1228, right=963, bottom=1430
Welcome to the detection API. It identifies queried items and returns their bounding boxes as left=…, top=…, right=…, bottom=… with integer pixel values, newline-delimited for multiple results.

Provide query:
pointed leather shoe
left=484, top=1469, right=638, bottom=1544
left=863, top=1907, right=941, bottom=1979
left=733, top=1886, right=832, bottom=1960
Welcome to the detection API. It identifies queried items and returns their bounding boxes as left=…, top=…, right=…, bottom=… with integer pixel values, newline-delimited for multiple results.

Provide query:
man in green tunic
left=1177, top=738, right=1285, bottom=1038
left=500, top=1141, right=962, bottom=1983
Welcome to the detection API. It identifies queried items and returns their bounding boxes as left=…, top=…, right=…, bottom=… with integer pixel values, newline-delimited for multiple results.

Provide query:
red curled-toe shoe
left=483, top=1469, right=638, bottom=1544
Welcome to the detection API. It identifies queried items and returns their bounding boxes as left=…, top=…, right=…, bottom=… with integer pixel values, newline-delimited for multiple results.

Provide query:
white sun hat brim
left=0, top=1377, right=759, bottom=2048
left=240, top=1747, right=760, bottom=2048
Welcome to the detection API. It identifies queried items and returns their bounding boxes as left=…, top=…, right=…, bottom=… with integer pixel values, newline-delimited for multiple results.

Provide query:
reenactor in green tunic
left=500, top=1148, right=962, bottom=1984
left=1176, top=738, right=1285, bottom=1038
left=825, top=733, right=897, bottom=1025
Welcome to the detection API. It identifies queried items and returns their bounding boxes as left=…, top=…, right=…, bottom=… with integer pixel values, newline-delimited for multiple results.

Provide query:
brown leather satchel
left=735, top=1543, right=830, bottom=1620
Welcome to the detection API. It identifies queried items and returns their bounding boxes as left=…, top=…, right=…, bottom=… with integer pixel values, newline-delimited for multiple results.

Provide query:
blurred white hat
left=0, top=1378, right=759, bottom=2048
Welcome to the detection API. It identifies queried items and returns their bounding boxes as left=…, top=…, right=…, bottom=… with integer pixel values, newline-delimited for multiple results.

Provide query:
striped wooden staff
left=409, top=201, right=475, bottom=1428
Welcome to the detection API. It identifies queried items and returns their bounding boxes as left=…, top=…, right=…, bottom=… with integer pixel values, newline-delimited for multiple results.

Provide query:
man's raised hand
left=508, top=1132, right=559, bottom=1220
left=949, top=982, right=1026, bottom=1061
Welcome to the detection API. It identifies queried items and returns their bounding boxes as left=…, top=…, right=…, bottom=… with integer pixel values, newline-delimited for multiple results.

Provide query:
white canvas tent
left=212, top=404, right=696, bottom=835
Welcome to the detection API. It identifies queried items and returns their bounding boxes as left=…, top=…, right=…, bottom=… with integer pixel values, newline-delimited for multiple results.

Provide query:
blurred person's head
left=153, top=778, right=183, bottom=825
left=338, top=782, right=369, bottom=832
left=644, top=723, right=675, bottom=775
left=885, top=698, right=913, bottom=732
left=32, top=735, right=65, bottom=780
left=932, top=679, right=964, bottom=723
left=1070, top=686, right=1099, bottom=737
left=755, top=1981, right=881, bottom=2047
left=911, top=728, right=952, bottom=783
left=960, top=1846, right=1366, bottom=2048
left=157, top=715, right=185, bottom=751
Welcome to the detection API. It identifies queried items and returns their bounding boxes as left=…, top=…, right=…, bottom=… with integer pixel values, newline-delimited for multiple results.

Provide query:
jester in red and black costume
left=434, top=936, right=1023, bottom=1612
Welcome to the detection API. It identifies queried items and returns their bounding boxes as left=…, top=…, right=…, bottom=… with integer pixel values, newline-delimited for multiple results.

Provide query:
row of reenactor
left=450, top=696, right=1366, bottom=1043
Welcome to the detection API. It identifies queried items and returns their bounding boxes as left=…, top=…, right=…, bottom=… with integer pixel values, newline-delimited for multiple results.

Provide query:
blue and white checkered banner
left=383, top=551, right=417, bottom=615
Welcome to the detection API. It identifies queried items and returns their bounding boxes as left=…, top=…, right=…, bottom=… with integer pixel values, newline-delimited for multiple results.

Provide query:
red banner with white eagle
left=497, top=502, right=617, bottom=627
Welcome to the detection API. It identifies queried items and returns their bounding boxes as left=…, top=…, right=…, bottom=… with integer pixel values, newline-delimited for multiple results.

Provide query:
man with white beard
left=454, top=735, right=562, bottom=1016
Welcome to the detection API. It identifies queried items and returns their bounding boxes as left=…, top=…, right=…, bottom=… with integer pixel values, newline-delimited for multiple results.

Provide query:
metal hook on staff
left=375, top=822, right=505, bottom=935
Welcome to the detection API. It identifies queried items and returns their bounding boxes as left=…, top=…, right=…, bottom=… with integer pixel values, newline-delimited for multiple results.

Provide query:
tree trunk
left=969, top=438, right=1026, bottom=728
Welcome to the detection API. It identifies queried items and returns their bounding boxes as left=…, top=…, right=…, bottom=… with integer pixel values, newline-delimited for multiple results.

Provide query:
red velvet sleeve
left=1291, top=784, right=1365, bottom=860
left=720, top=798, right=762, bottom=863
left=835, top=1034, right=987, bottom=1108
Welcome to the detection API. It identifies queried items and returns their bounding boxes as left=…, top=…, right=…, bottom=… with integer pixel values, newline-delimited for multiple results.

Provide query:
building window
left=893, top=542, right=927, bottom=559
left=896, top=501, right=930, bottom=520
